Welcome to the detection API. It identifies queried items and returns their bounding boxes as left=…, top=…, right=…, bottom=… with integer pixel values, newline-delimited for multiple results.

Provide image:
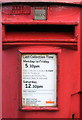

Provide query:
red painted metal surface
left=2, top=6, right=80, bottom=24
left=0, top=6, right=2, bottom=119
left=80, top=7, right=82, bottom=120
left=2, top=3, right=80, bottom=119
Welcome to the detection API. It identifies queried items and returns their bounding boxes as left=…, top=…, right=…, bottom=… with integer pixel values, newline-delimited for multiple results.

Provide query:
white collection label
left=22, top=54, right=57, bottom=107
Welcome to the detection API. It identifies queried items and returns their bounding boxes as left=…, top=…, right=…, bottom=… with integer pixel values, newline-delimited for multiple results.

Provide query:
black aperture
left=5, top=24, right=75, bottom=33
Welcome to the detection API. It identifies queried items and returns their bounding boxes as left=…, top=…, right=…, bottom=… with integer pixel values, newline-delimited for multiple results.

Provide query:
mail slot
left=2, top=2, right=80, bottom=119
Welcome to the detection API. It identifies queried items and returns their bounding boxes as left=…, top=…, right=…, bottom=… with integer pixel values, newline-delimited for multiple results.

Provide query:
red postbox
left=2, top=1, right=81, bottom=119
